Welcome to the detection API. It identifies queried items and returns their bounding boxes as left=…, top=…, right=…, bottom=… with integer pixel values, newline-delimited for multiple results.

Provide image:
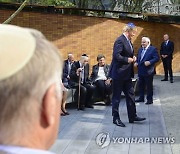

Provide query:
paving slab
left=50, top=76, right=178, bottom=154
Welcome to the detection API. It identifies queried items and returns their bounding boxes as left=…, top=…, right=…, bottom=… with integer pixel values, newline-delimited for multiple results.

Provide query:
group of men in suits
left=62, top=23, right=174, bottom=127
left=109, top=23, right=174, bottom=127
left=62, top=53, right=112, bottom=110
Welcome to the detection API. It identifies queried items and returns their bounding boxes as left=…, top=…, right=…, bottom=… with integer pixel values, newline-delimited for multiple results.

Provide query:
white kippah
left=0, top=24, right=36, bottom=81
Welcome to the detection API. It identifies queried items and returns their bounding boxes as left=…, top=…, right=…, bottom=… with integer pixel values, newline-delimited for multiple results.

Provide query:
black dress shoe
left=85, top=105, right=94, bottom=108
left=135, top=98, right=144, bottom=102
left=113, top=119, right=126, bottom=127
left=65, top=112, right=70, bottom=115
left=78, top=106, right=85, bottom=110
left=129, top=116, right=146, bottom=123
left=170, top=80, right=173, bottom=83
left=145, top=101, right=153, bottom=105
left=161, top=79, right=168, bottom=81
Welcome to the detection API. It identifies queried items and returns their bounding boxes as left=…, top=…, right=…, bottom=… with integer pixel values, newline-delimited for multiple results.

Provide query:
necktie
left=166, top=41, right=168, bottom=46
left=128, top=40, right=133, bottom=53
left=68, top=62, right=72, bottom=75
left=141, top=48, right=146, bottom=61
left=81, top=66, right=84, bottom=84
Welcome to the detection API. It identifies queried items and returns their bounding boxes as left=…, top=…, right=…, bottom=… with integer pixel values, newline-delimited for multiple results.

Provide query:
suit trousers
left=74, top=83, right=95, bottom=107
left=94, top=80, right=112, bottom=100
left=162, top=57, right=173, bottom=80
left=138, top=75, right=153, bottom=102
left=112, top=79, right=137, bottom=121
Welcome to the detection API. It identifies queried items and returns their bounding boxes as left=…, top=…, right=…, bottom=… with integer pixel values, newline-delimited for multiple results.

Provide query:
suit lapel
left=122, top=35, right=133, bottom=56
left=141, top=47, right=150, bottom=62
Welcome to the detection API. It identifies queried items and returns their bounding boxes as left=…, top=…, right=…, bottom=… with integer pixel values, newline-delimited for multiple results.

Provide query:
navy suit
left=160, top=40, right=174, bottom=80
left=136, top=46, right=159, bottom=102
left=109, top=34, right=136, bottom=121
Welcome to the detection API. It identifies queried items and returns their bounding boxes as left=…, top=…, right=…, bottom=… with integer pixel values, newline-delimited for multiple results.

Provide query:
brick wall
left=0, top=9, right=179, bottom=74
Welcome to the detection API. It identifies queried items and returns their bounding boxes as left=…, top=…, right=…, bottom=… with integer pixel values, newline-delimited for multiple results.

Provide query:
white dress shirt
left=0, top=145, right=54, bottom=154
left=95, top=67, right=107, bottom=81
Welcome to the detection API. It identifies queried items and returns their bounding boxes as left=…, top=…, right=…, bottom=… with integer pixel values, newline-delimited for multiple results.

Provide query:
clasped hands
left=130, top=56, right=151, bottom=67
left=161, top=55, right=168, bottom=58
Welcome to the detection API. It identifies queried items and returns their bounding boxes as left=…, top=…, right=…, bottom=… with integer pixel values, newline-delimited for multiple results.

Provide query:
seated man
left=0, top=25, right=63, bottom=153
left=69, top=54, right=95, bottom=110
left=90, top=54, right=112, bottom=105
left=62, top=53, right=75, bottom=88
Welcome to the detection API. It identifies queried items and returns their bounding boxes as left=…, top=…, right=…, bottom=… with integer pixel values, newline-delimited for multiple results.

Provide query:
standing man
left=135, top=37, right=159, bottom=105
left=70, top=54, right=95, bottom=110
left=109, top=23, right=146, bottom=127
left=62, top=53, right=75, bottom=88
left=160, top=34, right=174, bottom=83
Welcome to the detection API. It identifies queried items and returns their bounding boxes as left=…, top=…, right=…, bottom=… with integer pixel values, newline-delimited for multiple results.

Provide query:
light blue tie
left=141, top=48, right=146, bottom=61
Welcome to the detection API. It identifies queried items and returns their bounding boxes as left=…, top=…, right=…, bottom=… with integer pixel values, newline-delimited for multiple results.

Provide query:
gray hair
left=142, top=36, right=151, bottom=45
left=0, top=28, right=63, bottom=141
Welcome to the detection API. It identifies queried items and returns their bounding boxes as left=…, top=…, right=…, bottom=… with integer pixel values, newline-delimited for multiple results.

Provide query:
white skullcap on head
left=0, top=24, right=36, bottom=81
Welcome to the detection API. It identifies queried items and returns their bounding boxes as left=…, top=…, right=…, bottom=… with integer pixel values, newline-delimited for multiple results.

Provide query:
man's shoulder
left=169, top=40, right=174, bottom=45
left=92, top=64, right=98, bottom=68
left=64, top=59, right=68, bottom=64
left=148, top=45, right=156, bottom=51
left=116, top=34, right=125, bottom=41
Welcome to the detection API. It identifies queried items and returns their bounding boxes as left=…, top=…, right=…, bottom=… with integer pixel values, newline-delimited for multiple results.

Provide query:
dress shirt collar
left=143, top=45, right=150, bottom=51
left=0, top=145, right=54, bottom=154
left=123, top=33, right=130, bottom=42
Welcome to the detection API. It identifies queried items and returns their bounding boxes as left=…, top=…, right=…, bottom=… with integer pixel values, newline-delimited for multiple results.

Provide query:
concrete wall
left=0, top=9, right=179, bottom=74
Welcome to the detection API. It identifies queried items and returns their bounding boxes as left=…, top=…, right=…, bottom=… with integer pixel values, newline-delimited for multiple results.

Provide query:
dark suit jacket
left=109, top=34, right=134, bottom=80
left=136, top=46, right=159, bottom=76
left=90, top=64, right=110, bottom=83
left=69, top=61, right=91, bottom=87
left=160, top=40, right=174, bottom=59
left=62, top=59, right=75, bottom=83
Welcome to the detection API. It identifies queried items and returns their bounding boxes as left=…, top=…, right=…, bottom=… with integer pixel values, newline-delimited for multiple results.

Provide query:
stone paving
left=50, top=75, right=180, bottom=154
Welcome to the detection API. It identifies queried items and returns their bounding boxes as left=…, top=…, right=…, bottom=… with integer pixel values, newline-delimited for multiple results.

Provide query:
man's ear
left=41, top=84, right=57, bottom=128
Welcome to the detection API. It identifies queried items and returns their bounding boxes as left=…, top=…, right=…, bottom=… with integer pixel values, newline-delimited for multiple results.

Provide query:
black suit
left=69, top=61, right=95, bottom=108
left=109, top=34, right=136, bottom=121
left=160, top=40, right=174, bottom=80
left=90, top=64, right=112, bottom=101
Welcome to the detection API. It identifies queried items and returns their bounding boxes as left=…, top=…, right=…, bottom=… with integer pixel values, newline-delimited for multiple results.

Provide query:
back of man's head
left=0, top=24, right=63, bottom=150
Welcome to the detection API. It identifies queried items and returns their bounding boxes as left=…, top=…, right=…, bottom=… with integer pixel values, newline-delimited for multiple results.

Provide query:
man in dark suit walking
left=135, top=37, right=159, bottom=105
left=70, top=54, right=95, bottom=110
left=160, top=34, right=174, bottom=83
left=109, top=23, right=146, bottom=127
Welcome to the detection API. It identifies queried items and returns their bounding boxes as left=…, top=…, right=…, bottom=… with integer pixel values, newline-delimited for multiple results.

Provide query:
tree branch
left=3, top=0, right=29, bottom=24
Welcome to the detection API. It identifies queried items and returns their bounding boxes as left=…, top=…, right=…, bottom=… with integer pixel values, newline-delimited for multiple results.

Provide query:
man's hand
left=133, top=56, right=137, bottom=62
left=144, top=61, right=151, bottom=66
left=161, top=55, right=168, bottom=58
left=128, top=58, right=134, bottom=63
left=105, top=79, right=111, bottom=85
left=76, top=68, right=83, bottom=76
left=134, top=62, right=138, bottom=67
